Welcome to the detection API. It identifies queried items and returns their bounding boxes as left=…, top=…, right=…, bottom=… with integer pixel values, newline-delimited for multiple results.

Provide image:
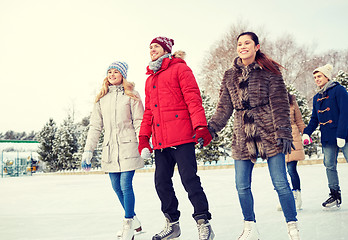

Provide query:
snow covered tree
left=76, top=116, right=102, bottom=169
left=195, top=91, right=229, bottom=163
left=53, top=115, right=79, bottom=171
left=37, top=118, right=58, bottom=172
left=333, top=70, right=348, bottom=90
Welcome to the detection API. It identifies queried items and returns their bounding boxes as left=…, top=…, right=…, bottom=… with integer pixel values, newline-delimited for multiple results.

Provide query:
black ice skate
left=152, top=213, right=181, bottom=240
left=322, top=189, right=341, bottom=209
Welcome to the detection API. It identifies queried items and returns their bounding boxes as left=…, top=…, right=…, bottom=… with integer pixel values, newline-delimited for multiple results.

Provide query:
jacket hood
left=146, top=54, right=186, bottom=75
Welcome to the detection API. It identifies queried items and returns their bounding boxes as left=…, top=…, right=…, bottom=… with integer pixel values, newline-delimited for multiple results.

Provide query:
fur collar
left=232, top=57, right=262, bottom=71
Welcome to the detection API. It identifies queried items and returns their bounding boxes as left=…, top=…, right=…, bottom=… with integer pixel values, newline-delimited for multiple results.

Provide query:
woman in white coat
left=81, top=61, right=144, bottom=240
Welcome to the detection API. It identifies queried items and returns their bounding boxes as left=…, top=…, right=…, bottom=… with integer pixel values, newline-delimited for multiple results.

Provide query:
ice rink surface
left=1, top=163, right=348, bottom=240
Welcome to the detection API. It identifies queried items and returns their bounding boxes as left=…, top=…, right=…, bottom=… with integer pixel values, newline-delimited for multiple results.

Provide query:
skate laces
left=197, top=220, right=211, bottom=239
left=158, top=220, right=173, bottom=237
left=198, top=223, right=209, bottom=238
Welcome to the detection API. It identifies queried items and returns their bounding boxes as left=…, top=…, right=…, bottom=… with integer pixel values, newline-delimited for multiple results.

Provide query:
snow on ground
left=1, top=163, right=348, bottom=240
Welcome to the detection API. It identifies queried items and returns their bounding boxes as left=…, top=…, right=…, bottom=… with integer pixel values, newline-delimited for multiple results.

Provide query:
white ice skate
left=120, top=218, right=134, bottom=240
left=277, top=190, right=302, bottom=211
left=293, top=190, right=302, bottom=210
left=117, top=215, right=142, bottom=238
left=287, top=221, right=300, bottom=240
left=238, top=221, right=260, bottom=240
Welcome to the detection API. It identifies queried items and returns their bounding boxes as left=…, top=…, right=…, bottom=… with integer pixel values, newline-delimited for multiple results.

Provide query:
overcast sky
left=1, top=0, right=347, bottom=133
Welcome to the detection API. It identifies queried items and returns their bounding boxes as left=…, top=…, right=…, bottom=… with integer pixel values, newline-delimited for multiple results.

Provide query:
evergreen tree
left=53, top=115, right=79, bottom=171
left=196, top=91, right=227, bottom=163
left=37, top=118, right=58, bottom=172
left=76, top=116, right=102, bottom=169
left=333, top=70, right=348, bottom=90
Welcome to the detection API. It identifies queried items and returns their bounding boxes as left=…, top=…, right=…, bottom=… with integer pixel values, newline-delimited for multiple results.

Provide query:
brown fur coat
left=209, top=57, right=292, bottom=162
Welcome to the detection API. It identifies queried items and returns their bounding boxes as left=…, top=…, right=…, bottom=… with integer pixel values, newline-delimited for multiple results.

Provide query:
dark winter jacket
left=208, top=57, right=292, bottom=162
left=139, top=55, right=208, bottom=149
left=304, top=81, right=348, bottom=146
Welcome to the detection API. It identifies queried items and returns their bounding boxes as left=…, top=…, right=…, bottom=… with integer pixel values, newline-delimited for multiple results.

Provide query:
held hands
left=302, top=134, right=312, bottom=146
left=337, top=138, right=346, bottom=148
left=138, top=135, right=153, bottom=159
left=194, top=126, right=213, bottom=149
left=81, top=151, right=93, bottom=171
left=277, top=138, right=295, bottom=155
left=141, top=148, right=152, bottom=159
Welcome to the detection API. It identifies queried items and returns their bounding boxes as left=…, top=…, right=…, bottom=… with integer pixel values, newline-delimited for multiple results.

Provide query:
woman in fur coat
left=81, top=61, right=144, bottom=240
left=207, top=32, right=300, bottom=240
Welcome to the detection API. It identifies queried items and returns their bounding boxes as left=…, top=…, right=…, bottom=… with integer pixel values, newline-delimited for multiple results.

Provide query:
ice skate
left=152, top=213, right=181, bottom=240
left=293, top=190, right=302, bottom=210
left=277, top=190, right=302, bottom=211
left=287, top=221, right=300, bottom=240
left=322, top=189, right=341, bottom=210
left=238, top=221, right=260, bottom=240
left=117, top=215, right=142, bottom=237
left=195, top=215, right=215, bottom=240
left=120, top=218, right=134, bottom=240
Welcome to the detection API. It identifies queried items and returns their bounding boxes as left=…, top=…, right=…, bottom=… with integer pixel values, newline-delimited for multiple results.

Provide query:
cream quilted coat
left=84, top=85, right=144, bottom=172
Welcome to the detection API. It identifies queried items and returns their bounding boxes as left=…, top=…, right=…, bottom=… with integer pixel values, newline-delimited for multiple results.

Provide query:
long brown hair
left=237, top=32, right=284, bottom=75
left=95, top=77, right=139, bottom=103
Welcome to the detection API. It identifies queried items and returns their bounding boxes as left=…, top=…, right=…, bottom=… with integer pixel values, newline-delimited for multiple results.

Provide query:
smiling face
left=107, top=69, right=123, bottom=85
left=237, top=34, right=260, bottom=66
left=150, top=43, right=167, bottom=61
left=313, top=71, right=329, bottom=89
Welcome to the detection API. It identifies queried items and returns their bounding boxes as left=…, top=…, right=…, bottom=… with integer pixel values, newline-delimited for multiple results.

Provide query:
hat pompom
left=324, top=64, right=333, bottom=72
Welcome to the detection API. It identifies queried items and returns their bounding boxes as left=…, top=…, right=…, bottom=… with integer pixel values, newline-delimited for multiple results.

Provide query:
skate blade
left=322, top=205, right=341, bottom=211
left=117, top=229, right=144, bottom=237
left=134, top=231, right=146, bottom=235
left=117, top=235, right=135, bottom=240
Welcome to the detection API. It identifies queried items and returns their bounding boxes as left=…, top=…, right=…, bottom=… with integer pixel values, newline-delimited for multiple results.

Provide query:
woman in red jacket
left=138, top=36, right=214, bottom=240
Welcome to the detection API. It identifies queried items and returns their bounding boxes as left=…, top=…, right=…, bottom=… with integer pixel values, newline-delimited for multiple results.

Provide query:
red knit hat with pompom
left=150, top=36, right=174, bottom=53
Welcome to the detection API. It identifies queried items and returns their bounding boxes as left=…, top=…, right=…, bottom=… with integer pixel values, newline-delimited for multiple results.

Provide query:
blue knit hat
left=107, top=61, right=128, bottom=79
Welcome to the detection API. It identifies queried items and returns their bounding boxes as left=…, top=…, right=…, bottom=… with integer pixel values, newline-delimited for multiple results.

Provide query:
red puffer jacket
left=139, top=56, right=208, bottom=149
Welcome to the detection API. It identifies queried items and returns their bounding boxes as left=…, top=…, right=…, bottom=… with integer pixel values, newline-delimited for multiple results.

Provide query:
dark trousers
left=286, top=161, right=301, bottom=191
left=154, top=142, right=211, bottom=222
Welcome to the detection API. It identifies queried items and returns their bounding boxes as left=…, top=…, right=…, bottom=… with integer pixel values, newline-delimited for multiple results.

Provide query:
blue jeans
left=109, top=171, right=135, bottom=218
left=235, top=153, right=297, bottom=222
left=287, top=161, right=301, bottom=191
left=322, top=143, right=348, bottom=191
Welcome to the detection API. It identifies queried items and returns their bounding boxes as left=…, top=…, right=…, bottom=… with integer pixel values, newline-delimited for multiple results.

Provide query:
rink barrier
left=35, top=156, right=347, bottom=175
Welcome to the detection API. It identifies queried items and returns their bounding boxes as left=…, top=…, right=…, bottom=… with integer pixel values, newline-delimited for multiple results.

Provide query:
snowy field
left=1, top=163, right=348, bottom=240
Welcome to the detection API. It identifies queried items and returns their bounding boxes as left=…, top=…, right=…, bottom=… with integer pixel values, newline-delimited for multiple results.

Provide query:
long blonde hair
left=95, top=77, right=139, bottom=102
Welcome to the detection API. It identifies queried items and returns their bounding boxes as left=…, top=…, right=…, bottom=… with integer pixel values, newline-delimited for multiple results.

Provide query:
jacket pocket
left=101, top=142, right=111, bottom=163
left=119, top=135, right=139, bottom=159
